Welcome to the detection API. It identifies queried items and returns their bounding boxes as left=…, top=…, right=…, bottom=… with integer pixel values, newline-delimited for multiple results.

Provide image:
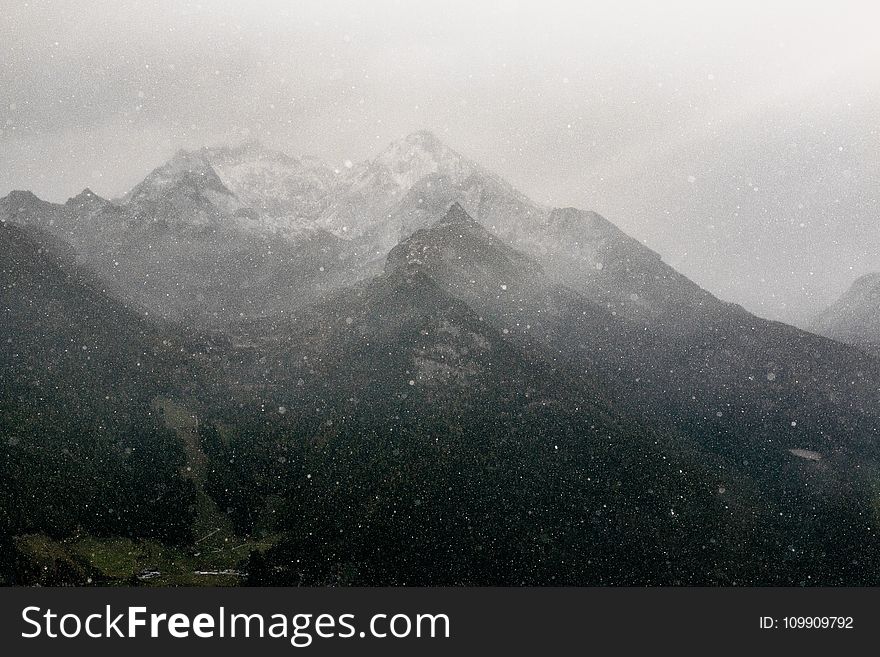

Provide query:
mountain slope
left=207, top=141, right=336, bottom=229
left=383, top=154, right=725, bottom=330
left=376, top=205, right=880, bottom=471
left=0, top=183, right=349, bottom=329
left=205, top=203, right=880, bottom=585
left=0, top=223, right=198, bottom=580
left=122, top=148, right=240, bottom=229
left=812, top=273, right=880, bottom=358
left=6, top=135, right=880, bottom=585
left=0, top=131, right=732, bottom=331
left=219, top=215, right=737, bottom=585
left=0, top=222, right=185, bottom=409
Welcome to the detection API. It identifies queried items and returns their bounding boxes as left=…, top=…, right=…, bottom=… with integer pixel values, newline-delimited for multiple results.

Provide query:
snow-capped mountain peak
left=122, top=148, right=233, bottom=206
left=203, top=141, right=336, bottom=225
left=371, top=130, right=475, bottom=190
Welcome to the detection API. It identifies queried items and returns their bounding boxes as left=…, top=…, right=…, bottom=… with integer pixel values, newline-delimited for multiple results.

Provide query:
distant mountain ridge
left=812, top=272, right=880, bottom=357
left=0, top=130, right=729, bottom=332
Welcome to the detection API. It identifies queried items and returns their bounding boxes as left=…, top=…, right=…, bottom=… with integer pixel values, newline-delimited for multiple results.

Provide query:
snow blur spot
left=788, top=448, right=822, bottom=462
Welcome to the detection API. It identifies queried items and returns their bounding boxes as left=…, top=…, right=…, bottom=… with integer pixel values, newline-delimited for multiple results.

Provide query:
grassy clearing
left=14, top=532, right=273, bottom=586
left=13, top=397, right=279, bottom=586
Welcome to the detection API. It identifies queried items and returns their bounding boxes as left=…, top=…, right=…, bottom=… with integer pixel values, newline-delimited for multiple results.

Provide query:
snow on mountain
left=121, top=148, right=241, bottom=229
left=205, top=141, right=336, bottom=235
left=114, top=132, right=477, bottom=239
left=375, top=139, right=720, bottom=327
left=110, top=130, right=529, bottom=243
left=371, top=129, right=475, bottom=190
left=124, top=149, right=232, bottom=203
left=0, top=130, right=727, bottom=329
left=313, top=130, right=477, bottom=241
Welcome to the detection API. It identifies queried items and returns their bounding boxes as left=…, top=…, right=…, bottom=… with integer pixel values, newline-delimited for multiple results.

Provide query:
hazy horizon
left=2, top=0, right=879, bottom=324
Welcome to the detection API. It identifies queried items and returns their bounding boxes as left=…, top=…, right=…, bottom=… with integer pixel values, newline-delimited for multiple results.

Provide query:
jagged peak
left=122, top=146, right=233, bottom=203
left=168, top=147, right=213, bottom=169
left=438, top=202, right=479, bottom=228
left=385, top=202, right=513, bottom=277
left=203, top=140, right=332, bottom=173
left=66, top=188, right=105, bottom=206
left=0, top=189, right=53, bottom=215
left=372, top=130, right=472, bottom=190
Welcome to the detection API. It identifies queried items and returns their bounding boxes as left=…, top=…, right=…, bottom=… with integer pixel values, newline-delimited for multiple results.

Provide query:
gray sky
left=2, top=0, right=879, bottom=324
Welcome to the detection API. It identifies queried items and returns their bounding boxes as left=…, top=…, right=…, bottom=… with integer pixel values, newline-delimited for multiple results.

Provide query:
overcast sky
left=2, top=0, right=879, bottom=324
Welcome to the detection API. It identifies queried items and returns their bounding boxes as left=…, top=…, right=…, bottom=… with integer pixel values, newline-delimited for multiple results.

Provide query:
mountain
left=0, top=223, right=198, bottom=581
left=212, top=203, right=880, bottom=585
left=207, top=141, right=336, bottom=230
left=5, top=134, right=880, bottom=586
left=372, top=204, right=880, bottom=471
left=1, top=222, right=174, bottom=405
left=122, top=148, right=240, bottom=229
left=0, top=131, right=729, bottom=331
left=0, top=180, right=348, bottom=329
left=217, top=205, right=735, bottom=585
left=381, top=146, right=724, bottom=330
left=812, top=273, right=880, bottom=358
left=0, top=135, right=482, bottom=329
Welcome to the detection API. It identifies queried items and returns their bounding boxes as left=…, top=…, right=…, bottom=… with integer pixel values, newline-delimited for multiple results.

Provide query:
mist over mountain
left=1, top=131, right=727, bottom=332
left=0, top=223, right=199, bottom=581
left=3, top=132, right=880, bottom=586
left=5, top=2, right=879, bottom=329
left=812, top=273, right=880, bottom=358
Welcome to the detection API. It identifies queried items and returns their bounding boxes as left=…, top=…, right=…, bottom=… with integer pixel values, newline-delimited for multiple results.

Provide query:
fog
left=2, top=0, right=878, bottom=323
